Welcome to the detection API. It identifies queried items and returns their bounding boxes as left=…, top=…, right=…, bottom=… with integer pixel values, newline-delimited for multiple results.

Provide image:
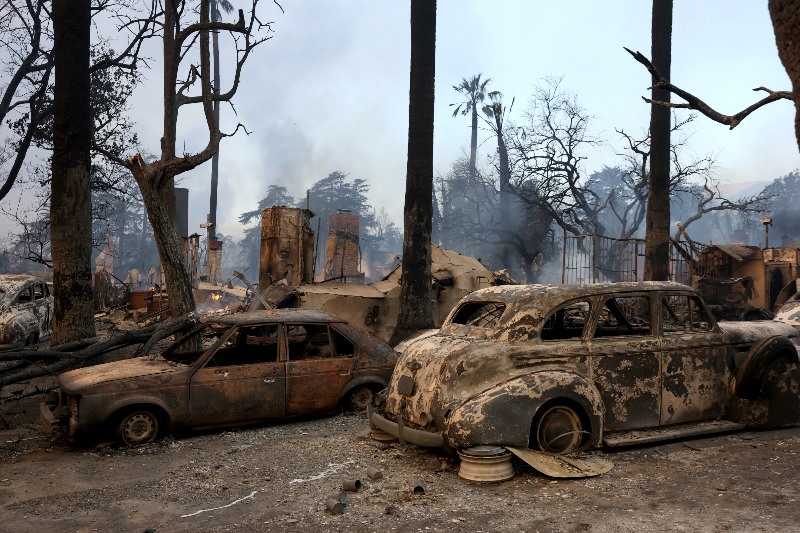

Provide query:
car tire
left=532, top=404, right=587, bottom=454
left=735, top=336, right=799, bottom=400
left=345, top=385, right=374, bottom=412
left=116, top=409, right=160, bottom=446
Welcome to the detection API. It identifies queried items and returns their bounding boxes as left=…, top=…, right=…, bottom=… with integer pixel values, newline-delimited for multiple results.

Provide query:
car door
left=659, top=293, right=728, bottom=425
left=189, top=324, right=286, bottom=428
left=285, top=323, right=356, bottom=415
left=589, top=294, right=661, bottom=431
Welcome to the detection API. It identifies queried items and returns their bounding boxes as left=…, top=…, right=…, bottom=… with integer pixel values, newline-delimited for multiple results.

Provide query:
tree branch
left=624, top=47, right=793, bottom=129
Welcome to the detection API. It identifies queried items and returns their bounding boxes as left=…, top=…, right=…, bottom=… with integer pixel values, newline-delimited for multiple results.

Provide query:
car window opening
left=208, top=325, right=280, bottom=366
left=541, top=300, right=590, bottom=341
left=450, top=302, right=506, bottom=328
left=287, top=324, right=356, bottom=360
left=594, top=296, right=652, bottom=337
left=663, top=295, right=713, bottom=333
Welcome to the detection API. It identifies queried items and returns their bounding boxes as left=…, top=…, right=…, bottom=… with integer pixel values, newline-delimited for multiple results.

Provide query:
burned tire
left=735, top=336, right=799, bottom=400
left=116, top=409, right=160, bottom=446
left=532, top=403, right=588, bottom=454
left=345, top=385, right=374, bottom=412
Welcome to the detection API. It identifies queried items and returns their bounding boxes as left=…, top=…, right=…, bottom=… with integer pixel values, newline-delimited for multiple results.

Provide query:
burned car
left=0, top=274, right=53, bottom=351
left=42, top=309, right=397, bottom=445
left=371, top=282, right=800, bottom=454
left=776, top=291, right=800, bottom=329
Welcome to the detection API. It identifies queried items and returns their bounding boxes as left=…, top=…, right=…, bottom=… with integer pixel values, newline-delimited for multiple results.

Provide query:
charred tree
left=644, top=0, right=673, bottom=281
left=391, top=0, right=436, bottom=345
left=99, top=1, right=273, bottom=321
left=50, top=0, right=96, bottom=345
left=770, top=0, right=800, bottom=152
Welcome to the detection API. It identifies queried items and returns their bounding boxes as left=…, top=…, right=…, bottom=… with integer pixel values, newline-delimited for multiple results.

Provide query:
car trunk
left=385, top=333, right=519, bottom=430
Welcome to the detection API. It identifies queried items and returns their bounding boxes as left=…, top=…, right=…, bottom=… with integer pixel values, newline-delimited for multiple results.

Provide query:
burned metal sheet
left=506, top=447, right=613, bottom=478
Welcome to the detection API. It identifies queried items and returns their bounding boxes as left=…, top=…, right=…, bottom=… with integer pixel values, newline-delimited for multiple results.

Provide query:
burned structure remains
left=254, top=206, right=510, bottom=341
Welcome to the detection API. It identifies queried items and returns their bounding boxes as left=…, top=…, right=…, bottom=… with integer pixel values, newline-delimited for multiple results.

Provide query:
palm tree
left=451, top=74, right=492, bottom=224
left=208, top=0, right=233, bottom=241
left=451, top=74, right=492, bottom=184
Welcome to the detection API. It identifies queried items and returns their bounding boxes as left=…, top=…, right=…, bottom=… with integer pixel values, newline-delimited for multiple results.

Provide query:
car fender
left=98, top=394, right=177, bottom=429
left=735, top=335, right=800, bottom=400
left=0, top=310, right=37, bottom=344
left=339, top=375, right=388, bottom=402
left=443, top=370, right=604, bottom=450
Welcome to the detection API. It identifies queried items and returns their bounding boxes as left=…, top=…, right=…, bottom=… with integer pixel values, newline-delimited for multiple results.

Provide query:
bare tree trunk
left=50, top=0, right=96, bottom=345
left=769, top=0, right=800, bottom=152
left=390, top=0, right=436, bottom=345
left=136, top=170, right=195, bottom=319
left=644, top=0, right=673, bottom=281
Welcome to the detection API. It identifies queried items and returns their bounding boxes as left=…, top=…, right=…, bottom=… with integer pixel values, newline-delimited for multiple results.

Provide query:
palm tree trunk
left=209, top=0, right=221, bottom=241
left=390, top=0, right=436, bottom=345
left=644, top=0, right=673, bottom=281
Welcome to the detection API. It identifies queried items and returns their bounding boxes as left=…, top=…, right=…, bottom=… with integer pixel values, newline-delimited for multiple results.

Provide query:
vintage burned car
left=371, top=282, right=800, bottom=454
left=42, top=309, right=397, bottom=445
left=0, top=274, right=53, bottom=351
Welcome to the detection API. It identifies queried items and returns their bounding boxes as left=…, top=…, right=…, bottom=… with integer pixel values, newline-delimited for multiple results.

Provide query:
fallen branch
left=0, top=315, right=196, bottom=391
left=0, top=385, right=56, bottom=405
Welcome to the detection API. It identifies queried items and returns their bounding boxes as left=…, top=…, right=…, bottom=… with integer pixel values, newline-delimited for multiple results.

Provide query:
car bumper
left=40, top=402, right=79, bottom=440
left=370, top=412, right=444, bottom=448
left=40, top=401, right=57, bottom=431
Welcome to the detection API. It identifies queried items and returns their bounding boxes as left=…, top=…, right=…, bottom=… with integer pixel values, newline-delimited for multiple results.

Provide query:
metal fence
left=561, top=230, right=697, bottom=285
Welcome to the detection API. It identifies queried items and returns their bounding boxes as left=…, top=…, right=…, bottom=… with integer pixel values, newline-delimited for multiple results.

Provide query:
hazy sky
left=6, top=1, right=799, bottom=242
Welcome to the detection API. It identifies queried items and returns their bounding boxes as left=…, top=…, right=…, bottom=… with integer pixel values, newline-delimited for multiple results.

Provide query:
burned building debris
left=253, top=206, right=511, bottom=341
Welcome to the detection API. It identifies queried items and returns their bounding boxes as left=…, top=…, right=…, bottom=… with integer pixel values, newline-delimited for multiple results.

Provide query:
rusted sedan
left=0, top=274, right=53, bottom=351
left=371, top=282, right=800, bottom=454
left=42, top=309, right=397, bottom=445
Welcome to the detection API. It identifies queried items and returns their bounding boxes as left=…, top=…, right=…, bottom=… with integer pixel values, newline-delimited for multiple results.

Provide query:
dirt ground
left=2, top=386, right=800, bottom=533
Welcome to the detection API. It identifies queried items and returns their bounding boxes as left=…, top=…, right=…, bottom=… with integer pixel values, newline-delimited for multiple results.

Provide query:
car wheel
left=116, top=409, right=159, bottom=446
left=736, top=336, right=799, bottom=400
left=533, top=404, right=585, bottom=454
left=346, top=385, right=374, bottom=411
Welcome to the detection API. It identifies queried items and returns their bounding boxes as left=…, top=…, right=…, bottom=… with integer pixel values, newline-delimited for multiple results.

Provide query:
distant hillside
left=717, top=180, right=770, bottom=199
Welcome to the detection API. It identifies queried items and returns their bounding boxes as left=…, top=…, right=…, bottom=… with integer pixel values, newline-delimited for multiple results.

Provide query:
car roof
left=461, top=281, right=696, bottom=307
left=205, top=308, right=345, bottom=327
left=0, top=274, right=44, bottom=294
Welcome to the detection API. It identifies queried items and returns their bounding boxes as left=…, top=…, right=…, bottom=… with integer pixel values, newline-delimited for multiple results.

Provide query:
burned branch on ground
left=0, top=315, right=195, bottom=394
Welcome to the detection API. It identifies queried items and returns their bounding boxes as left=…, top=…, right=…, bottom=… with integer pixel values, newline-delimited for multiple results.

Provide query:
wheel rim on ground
left=119, top=411, right=158, bottom=445
left=536, top=405, right=583, bottom=454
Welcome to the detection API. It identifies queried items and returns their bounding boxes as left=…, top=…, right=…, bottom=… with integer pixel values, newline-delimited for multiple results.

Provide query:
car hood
left=59, top=357, right=183, bottom=392
left=776, top=300, right=800, bottom=327
left=718, top=320, right=799, bottom=345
